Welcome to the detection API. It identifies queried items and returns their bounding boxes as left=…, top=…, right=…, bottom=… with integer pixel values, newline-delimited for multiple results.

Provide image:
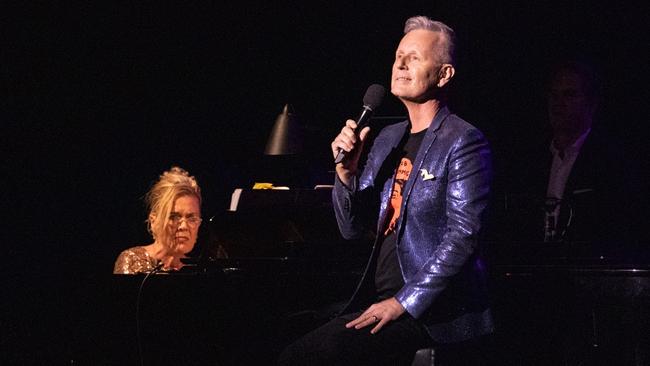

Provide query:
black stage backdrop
left=2, top=1, right=649, bottom=364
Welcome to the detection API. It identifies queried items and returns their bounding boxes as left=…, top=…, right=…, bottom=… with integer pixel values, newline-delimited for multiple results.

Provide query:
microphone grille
left=363, top=84, right=386, bottom=110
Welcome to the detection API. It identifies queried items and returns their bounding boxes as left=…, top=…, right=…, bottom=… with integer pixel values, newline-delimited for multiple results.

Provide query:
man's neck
left=553, top=126, right=590, bottom=151
left=404, top=99, right=441, bottom=132
left=552, top=117, right=592, bottom=151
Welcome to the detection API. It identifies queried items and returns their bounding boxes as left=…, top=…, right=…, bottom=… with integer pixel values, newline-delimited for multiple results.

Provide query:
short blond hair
left=145, top=167, right=201, bottom=246
left=404, top=16, right=456, bottom=65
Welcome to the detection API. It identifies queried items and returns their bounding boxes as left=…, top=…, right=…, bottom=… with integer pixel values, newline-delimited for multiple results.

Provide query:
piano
left=487, top=240, right=650, bottom=365
left=69, top=188, right=649, bottom=365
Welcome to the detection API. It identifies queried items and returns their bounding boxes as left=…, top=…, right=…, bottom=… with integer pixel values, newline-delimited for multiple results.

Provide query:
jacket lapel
left=375, top=121, right=410, bottom=232
left=401, top=107, right=450, bottom=202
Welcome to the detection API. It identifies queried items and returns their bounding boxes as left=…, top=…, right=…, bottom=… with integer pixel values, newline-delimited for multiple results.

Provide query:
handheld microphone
left=334, top=84, right=386, bottom=164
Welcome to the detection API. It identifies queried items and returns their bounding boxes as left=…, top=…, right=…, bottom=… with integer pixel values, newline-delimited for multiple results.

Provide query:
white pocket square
left=420, top=169, right=435, bottom=181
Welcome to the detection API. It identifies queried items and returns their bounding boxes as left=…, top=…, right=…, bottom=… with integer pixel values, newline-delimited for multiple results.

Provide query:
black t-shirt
left=375, top=128, right=426, bottom=300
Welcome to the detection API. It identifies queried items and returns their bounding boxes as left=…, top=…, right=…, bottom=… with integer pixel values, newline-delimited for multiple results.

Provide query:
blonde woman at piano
left=113, top=166, right=202, bottom=274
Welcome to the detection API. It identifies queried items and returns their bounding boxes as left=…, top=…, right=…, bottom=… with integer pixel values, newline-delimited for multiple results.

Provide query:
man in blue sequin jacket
left=279, top=16, right=493, bottom=365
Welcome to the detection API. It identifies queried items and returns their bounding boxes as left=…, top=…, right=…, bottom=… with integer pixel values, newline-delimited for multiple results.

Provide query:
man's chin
left=392, top=92, right=416, bottom=102
left=391, top=84, right=411, bottom=97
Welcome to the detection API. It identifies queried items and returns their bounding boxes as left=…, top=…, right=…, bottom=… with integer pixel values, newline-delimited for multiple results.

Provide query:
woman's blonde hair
left=145, top=167, right=201, bottom=248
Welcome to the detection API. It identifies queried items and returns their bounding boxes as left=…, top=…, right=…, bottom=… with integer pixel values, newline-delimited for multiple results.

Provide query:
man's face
left=391, top=29, right=444, bottom=103
left=548, top=70, right=593, bottom=136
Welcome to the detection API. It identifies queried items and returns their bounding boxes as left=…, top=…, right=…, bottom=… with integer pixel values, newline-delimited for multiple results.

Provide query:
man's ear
left=437, top=64, right=455, bottom=88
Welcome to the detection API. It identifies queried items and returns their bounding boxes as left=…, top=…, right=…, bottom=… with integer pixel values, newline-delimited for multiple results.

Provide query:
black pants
left=277, top=310, right=432, bottom=366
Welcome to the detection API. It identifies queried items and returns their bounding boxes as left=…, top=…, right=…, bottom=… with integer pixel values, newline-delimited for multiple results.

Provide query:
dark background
left=2, top=1, right=649, bottom=364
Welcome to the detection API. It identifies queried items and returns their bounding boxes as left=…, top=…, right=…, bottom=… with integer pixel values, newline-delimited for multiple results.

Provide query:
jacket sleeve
left=332, top=174, right=360, bottom=239
left=395, top=128, right=492, bottom=318
left=333, top=173, right=378, bottom=239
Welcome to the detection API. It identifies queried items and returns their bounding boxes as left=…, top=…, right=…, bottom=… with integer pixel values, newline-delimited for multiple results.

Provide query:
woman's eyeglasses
left=168, top=214, right=202, bottom=227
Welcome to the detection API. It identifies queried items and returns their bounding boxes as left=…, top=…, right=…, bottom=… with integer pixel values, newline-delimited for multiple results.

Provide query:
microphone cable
left=136, top=261, right=164, bottom=366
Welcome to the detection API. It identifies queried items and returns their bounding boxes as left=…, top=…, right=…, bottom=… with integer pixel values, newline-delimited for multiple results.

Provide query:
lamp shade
left=264, top=104, right=303, bottom=155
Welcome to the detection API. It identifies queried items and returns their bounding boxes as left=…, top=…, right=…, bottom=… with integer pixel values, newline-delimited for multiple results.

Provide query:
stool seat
left=411, top=347, right=436, bottom=366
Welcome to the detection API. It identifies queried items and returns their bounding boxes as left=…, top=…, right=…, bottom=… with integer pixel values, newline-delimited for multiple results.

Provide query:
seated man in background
left=503, top=58, right=633, bottom=247
left=542, top=59, right=602, bottom=243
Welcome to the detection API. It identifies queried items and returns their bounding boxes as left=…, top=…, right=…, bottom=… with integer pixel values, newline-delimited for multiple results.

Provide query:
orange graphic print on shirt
left=384, top=157, right=413, bottom=235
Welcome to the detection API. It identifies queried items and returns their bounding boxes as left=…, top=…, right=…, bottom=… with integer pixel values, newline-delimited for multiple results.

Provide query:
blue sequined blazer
left=333, top=106, right=494, bottom=343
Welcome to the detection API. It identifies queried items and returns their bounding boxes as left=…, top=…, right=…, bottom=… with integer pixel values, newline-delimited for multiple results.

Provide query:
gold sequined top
left=113, top=246, right=159, bottom=274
